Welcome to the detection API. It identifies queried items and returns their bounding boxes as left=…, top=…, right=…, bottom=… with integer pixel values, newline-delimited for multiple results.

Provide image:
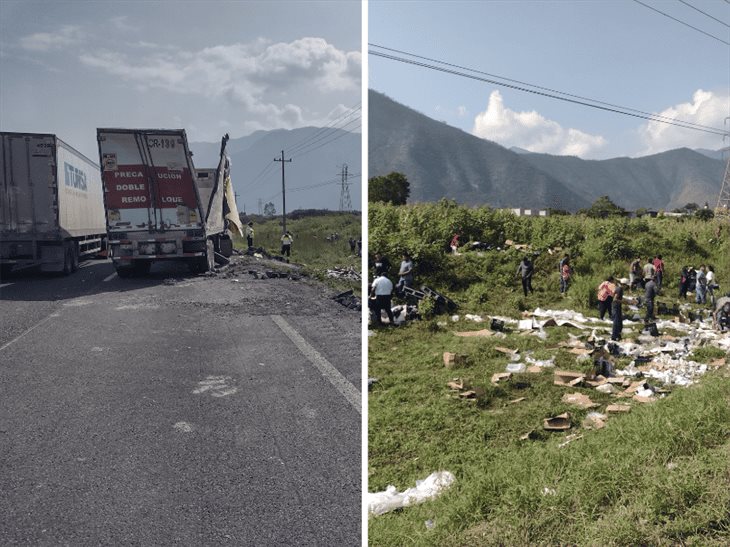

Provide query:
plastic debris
left=506, top=362, right=526, bottom=373
left=368, top=471, right=456, bottom=516
left=561, top=392, right=599, bottom=409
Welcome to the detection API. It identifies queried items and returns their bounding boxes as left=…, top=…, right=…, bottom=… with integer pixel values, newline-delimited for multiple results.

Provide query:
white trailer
left=0, top=132, right=107, bottom=275
left=96, top=128, right=237, bottom=276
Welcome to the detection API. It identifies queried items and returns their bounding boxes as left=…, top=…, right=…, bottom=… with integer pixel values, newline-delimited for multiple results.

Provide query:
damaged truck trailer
left=97, top=128, right=240, bottom=277
left=0, top=132, right=106, bottom=276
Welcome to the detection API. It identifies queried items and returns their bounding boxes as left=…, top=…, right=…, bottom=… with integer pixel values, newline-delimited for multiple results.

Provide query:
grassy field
left=234, top=211, right=361, bottom=292
left=368, top=205, right=730, bottom=545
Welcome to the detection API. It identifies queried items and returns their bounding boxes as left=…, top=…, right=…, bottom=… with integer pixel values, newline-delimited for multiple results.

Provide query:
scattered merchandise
left=368, top=471, right=456, bottom=516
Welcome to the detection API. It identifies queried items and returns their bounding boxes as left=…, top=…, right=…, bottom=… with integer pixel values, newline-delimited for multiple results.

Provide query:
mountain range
left=369, top=89, right=726, bottom=211
left=190, top=127, right=361, bottom=213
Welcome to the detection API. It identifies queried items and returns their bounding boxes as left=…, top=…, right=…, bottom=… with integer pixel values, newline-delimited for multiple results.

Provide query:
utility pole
left=274, top=150, right=292, bottom=233
left=339, top=163, right=352, bottom=212
left=714, top=118, right=730, bottom=216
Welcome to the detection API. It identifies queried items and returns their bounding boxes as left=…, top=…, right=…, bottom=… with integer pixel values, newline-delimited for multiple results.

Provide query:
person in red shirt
left=596, top=276, right=616, bottom=320
left=653, top=255, right=665, bottom=291
left=450, top=234, right=460, bottom=254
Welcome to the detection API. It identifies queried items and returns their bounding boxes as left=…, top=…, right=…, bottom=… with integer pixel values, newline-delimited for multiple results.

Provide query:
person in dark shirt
left=516, top=256, right=534, bottom=297
left=644, top=276, right=658, bottom=323
left=373, top=253, right=391, bottom=276
left=611, top=279, right=627, bottom=340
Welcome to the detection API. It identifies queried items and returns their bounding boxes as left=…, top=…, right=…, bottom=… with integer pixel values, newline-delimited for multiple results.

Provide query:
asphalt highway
left=0, top=257, right=361, bottom=545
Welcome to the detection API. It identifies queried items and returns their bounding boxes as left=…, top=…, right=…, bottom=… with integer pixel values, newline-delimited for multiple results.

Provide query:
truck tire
left=218, top=235, right=233, bottom=257
left=115, top=263, right=134, bottom=278
left=71, top=243, right=79, bottom=272
left=62, top=245, right=73, bottom=276
left=133, top=260, right=152, bottom=275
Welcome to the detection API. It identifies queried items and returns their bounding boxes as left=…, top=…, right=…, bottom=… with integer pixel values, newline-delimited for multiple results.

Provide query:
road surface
left=0, top=257, right=361, bottom=545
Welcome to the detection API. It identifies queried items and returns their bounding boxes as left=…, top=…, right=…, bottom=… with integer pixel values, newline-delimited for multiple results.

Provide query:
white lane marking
left=63, top=299, right=92, bottom=307
left=103, top=272, right=117, bottom=282
left=0, top=283, right=13, bottom=289
left=271, top=315, right=361, bottom=414
left=0, top=314, right=56, bottom=352
left=78, top=262, right=93, bottom=269
left=115, top=303, right=159, bottom=310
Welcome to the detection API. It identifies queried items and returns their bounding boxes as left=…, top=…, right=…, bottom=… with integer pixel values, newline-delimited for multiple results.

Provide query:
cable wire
left=633, top=0, right=730, bottom=44
left=677, top=0, right=730, bottom=28
left=369, top=48, right=729, bottom=136
left=369, top=43, right=727, bottom=134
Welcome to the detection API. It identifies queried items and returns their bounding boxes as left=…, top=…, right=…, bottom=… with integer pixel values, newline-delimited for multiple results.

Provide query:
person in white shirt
left=707, top=265, right=717, bottom=304
left=370, top=274, right=395, bottom=326
left=246, top=222, right=254, bottom=248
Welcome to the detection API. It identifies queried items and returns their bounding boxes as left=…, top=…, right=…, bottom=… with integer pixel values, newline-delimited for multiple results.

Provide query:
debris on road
left=333, top=289, right=361, bottom=311
left=326, top=267, right=361, bottom=280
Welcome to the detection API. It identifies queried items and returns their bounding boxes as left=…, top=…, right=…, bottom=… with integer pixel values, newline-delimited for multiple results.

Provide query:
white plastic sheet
left=368, top=471, right=456, bottom=516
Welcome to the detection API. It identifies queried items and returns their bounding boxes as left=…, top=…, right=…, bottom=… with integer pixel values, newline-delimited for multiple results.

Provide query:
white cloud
left=638, top=89, right=730, bottom=155
left=472, top=90, right=607, bottom=157
left=110, top=16, right=137, bottom=33
left=78, top=37, right=360, bottom=130
left=457, top=105, right=467, bottom=117
left=20, top=25, right=84, bottom=51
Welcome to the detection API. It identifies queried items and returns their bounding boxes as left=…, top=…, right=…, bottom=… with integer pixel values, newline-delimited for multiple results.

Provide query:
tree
left=263, top=202, right=276, bottom=217
left=695, top=208, right=714, bottom=221
left=684, top=202, right=700, bottom=212
left=369, top=172, right=410, bottom=205
left=578, top=196, right=626, bottom=218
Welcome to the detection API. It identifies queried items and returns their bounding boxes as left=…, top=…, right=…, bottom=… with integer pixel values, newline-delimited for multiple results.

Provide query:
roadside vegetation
left=235, top=210, right=361, bottom=293
left=368, top=200, right=730, bottom=545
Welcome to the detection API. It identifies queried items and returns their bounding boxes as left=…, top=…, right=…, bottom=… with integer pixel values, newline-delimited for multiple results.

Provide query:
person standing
left=450, top=234, right=460, bottom=255
left=597, top=276, right=616, bottom=320
left=245, top=221, right=254, bottom=249
left=678, top=266, right=689, bottom=299
left=516, top=256, right=534, bottom=297
left=653, top=255, right=665, bottom=290
left=695, top=265, right=707, bottom=305
left=559, top=256, right=572, bottom=295
left=348, top=237, right=356, bottom=253
left=611, top=279, right=626, bottom=340
left=629, top=257, right=642, bottom=291
left=280, top=230, right=293, bottom=257
left=706, top=265, right=717, bottom=305
left=643, top=258, right=655, bottom=285
left=396, top=252, right=414, bottom=294
left=370, top=272, right=395, bottom=326
left=644, top=275, right=658, bottom=324
left=373, top=253, right=391, bottom=276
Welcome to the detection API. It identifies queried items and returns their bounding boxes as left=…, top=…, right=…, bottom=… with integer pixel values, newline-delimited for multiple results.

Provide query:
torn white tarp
left=368, top=471, right=456, bottom=516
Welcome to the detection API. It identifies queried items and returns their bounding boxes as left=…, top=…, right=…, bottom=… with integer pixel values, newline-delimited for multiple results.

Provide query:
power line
left=288, top=111, right=361, bottom=156
left=290, top=119, right=361, bottom=158
left=369, top=47, right=729, bottom=137
left=369, top=43, right=726, bottom=134
left=633, top=0, right=730, bottom=45
left=286, top=104, right=361, bottom=154
left=677, top=0, right=730, bottom=28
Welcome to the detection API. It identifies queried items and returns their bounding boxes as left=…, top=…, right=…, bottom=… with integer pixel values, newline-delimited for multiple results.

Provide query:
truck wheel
left=188, top=257, right=207, bottom=274
left=115, top=264, right=134, bottom=278
left=62, top=246, right=73, bottom=276
left=219, top=236, right=233, bottom=257
left=133, top=260, right=152, bottom=275
left=71, top=243, right=79, bottom=272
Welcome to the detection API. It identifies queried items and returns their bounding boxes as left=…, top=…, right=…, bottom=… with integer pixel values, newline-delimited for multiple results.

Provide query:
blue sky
left=369, top=0, right=730, bottom=159
left=0, top=0, right=361, bottom=161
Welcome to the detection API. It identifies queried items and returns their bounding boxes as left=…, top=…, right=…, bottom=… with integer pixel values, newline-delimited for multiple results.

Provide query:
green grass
left=368, top=207, right=730, bottom=545
left=368, top=320, right=730, bottom=546
left=235, top=212, right=361, bottom=293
